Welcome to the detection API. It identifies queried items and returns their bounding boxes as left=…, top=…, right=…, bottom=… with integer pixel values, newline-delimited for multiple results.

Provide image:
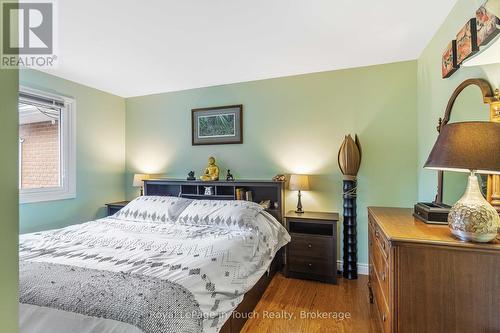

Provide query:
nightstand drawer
left=288, top=256, right=334, bottom=276
left=289, top=233, right=333, bottom=259
left=107, top=206, right=122, bottom=216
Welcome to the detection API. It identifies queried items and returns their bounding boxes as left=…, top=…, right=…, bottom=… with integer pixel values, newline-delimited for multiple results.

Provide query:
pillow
left=177, top=199, right=264, bottom=229
left=113, top=196, right=192, bottom=223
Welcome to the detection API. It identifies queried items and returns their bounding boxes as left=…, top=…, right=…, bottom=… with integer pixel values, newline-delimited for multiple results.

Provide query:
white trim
left=337, top=260, right=369, bottom=276
left=19, top=86, right=76, bottom=204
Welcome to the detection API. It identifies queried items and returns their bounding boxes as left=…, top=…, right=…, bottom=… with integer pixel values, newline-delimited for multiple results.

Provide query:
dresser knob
left=381, top=271, right=386, bottom=281
left=307, top=244, right=312, bottom=248
left=382, top=313, right=387, bottom=322
left=307, top=263, right=312, bottom=268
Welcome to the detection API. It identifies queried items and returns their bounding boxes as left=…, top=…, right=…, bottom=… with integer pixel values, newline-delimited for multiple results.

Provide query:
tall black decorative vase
left=342, top=179, right=357, bottom=279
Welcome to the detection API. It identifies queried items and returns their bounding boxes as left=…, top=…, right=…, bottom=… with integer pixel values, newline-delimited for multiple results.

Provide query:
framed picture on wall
left=476, top=5, right=500, bottom=47
left=456, top=18, right=479, bottom=64
left=442, top=40, right=459, bottom=78
left=192, top=105, right=243, bottom=145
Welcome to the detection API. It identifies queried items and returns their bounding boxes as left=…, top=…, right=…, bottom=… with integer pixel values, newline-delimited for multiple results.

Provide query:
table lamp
left=133, top=174, right=149, bottom=196
left=424, top=122, right=500, bottom=242
left=289, top=174, right=310, bottom=214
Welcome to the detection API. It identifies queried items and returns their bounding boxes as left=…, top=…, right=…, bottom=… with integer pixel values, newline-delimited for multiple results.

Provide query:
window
left=19, top=87, right=76, bottom=204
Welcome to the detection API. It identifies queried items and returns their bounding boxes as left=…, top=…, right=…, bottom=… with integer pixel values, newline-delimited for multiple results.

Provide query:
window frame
left=19, top=86, right=76, bottom=204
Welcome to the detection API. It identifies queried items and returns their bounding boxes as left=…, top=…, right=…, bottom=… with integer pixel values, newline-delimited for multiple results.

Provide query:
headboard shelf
left=143, top=179, right=285, bottom=222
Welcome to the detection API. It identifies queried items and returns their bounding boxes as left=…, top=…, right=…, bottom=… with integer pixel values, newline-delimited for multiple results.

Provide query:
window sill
left=20, top=190, right=76, bottom=204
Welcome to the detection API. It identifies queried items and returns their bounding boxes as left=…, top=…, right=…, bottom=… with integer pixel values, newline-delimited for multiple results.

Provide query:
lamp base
left=295, top=190, right=304, bottom=214
left=448, top=173, right=500, bottom=243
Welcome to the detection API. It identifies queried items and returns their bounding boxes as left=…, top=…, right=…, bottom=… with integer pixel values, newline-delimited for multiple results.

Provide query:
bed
left=19, top=180, right=289, bottom=333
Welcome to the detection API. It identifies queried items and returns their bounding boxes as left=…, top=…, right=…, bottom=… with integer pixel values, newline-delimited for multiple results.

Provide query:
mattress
left=19, top=196, right=290, bottom=333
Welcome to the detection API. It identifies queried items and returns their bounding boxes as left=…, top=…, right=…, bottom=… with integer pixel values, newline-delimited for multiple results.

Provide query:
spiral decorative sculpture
left=338, top=135, right=362, bottom=280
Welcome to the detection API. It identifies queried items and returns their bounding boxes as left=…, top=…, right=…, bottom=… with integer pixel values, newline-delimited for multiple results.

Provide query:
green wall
left=417, top=0, right=500, bottom=202
left=126, top=60, right=418, bottom=265
left=19, top=70, right=126, bottom=233
left=0, top=69, right=19, bottom=331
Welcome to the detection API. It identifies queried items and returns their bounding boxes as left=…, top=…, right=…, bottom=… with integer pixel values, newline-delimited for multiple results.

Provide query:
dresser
left=368, top=207, right=500, bottom=333
left=284, top=211, right=339, bottom=284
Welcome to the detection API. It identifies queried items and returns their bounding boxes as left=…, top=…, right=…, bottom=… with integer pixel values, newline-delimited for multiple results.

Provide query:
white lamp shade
left=289, top=174, right=310, bottom=191
left=132, top=174, right=148, bottom=187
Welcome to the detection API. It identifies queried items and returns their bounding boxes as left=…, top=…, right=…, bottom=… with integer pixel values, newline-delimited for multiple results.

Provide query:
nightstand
left=284, top=211, right=339, bottom=284
left=105, top=201, right=130, bottom=216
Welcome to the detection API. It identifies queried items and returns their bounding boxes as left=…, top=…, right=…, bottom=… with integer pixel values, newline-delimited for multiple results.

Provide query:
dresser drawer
left=374, top=224, right=390, bottom=259
left=369, top=222, right=375, bottom=255
left=287, top=256, right=334, bottom=276
left=372, top=269, right=391, bottom=333
left=289, top=233, right=333, bottom=259
left=372, top=236, right=389, bottom=301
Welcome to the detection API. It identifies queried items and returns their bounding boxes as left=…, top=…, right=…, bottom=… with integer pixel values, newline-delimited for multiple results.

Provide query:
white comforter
left=19, top=197, right=290, bottom=333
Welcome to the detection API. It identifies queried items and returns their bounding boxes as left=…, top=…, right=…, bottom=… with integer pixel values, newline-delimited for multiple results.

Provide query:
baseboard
left=337, top=260, right=369, bottom=276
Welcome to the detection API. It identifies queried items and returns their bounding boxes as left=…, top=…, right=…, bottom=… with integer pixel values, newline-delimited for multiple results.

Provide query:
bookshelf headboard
left=143, top=179, right=285, bottom=222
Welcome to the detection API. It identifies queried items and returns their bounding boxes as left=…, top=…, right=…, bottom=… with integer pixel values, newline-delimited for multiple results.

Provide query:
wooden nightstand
left=105, top=201, right=130, bottom=216
left=284, top=211, right=339, bottom=284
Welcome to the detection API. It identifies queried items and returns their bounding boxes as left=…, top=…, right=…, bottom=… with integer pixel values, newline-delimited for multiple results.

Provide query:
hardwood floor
left=240, top=273, right=381, bottom=333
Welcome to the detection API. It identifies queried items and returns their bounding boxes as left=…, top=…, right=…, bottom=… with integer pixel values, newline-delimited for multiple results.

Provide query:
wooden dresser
left=368, top=207, right=500, bottom=333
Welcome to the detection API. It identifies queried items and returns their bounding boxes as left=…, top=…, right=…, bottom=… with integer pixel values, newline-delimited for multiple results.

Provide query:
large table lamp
left=289, top=174, right=310, bottom=213
left=424, top=122, right=500, bottom=242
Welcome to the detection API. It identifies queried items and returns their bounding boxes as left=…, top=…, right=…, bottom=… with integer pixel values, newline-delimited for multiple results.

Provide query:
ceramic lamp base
left=448, top=173, right=500, bottom=243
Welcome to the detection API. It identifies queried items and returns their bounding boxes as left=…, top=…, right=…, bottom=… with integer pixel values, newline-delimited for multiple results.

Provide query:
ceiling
left=40, top=0, right=457, bottom=97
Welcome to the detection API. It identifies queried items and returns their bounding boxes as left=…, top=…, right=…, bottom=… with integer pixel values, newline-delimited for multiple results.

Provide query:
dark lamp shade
left=424, top=122, right=500, bottom=175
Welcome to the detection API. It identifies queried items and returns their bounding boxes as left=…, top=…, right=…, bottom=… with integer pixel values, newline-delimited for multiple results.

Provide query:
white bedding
left=19, top=197, right=290, bottom=333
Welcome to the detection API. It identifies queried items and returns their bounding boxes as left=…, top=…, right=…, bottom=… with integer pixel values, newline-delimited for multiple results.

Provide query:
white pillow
left=113, top=196, right=192, bottom=223
left=177, top=199, right=264, bottom=229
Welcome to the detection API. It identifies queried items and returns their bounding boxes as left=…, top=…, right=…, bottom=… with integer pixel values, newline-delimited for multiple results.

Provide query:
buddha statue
left=200, top=156, right=220, bottom=181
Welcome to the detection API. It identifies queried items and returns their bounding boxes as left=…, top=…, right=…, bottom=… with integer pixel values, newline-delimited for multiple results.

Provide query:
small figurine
left=226, top=169, right=235, bottom=181
left=272, top=174, right=286, bottom=182
left=259, top=200, right=271, bottom=209
left=204, top=186, right=214, bottom=195
left=200, top=156, right=220, bottom=181
left=187, top=171, right=196, bottom=181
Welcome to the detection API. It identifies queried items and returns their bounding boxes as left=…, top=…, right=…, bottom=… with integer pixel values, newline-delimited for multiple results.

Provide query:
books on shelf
left=236, top=188, right=253, bottom=202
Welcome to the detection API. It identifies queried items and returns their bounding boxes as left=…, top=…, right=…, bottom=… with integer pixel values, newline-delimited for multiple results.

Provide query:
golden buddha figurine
left=200, top=156, right=220, bottom=181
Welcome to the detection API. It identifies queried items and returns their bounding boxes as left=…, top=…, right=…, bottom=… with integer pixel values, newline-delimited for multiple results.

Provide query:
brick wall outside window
left=19, top=121, right=60, bottom=189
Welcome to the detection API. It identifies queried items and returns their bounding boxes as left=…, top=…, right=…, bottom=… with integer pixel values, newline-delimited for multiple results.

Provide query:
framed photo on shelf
left=442, top=40, right=459, bottom=78
left=476, top=5, right=500, bottom=47
left=192, top=105, right=243, bottom=145
left=456, top=18, right=479, bottom=64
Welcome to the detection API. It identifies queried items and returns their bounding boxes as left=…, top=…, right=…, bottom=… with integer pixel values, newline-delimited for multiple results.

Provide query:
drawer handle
left=382, top=313, right=387, bottom=322
left=307, top=263, right=312, bottom=268
left=307, top=244, right=312, bottom=248
left=382, top=242, right=386, bottom=250
left=381, top=271, right=386, bottom=281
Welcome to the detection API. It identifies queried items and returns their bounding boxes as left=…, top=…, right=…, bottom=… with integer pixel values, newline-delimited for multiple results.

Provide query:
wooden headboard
left=143, top=179, right=285, bottom=222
